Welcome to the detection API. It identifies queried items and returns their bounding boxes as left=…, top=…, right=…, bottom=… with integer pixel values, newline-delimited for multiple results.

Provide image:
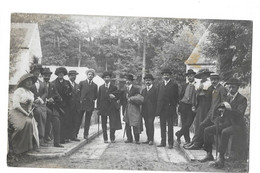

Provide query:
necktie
left=89, top=80, right=92, bottom=85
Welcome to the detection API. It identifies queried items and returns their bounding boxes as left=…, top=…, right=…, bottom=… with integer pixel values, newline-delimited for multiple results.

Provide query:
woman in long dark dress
left=8, top=73, right=39, bottom=154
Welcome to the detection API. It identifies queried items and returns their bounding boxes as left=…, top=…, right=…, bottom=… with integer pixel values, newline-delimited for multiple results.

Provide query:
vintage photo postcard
left=7, top=12, right=252, bottom=172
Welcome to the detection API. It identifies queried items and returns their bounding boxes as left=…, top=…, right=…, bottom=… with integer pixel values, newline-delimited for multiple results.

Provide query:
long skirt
left=8, top=109, right=39, bottom=154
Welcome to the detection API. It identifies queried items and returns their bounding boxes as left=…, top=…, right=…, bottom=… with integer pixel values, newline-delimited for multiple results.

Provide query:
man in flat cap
left=141, top=74, right=157, bottom=145
left=53, top=67, right=73, bottom=144
left=67, top=70, right=81, bottom=141
left=30, top=64, right=48, bottom=147
left=42, top=68, right=64, bottom=147
left=122, top=74, right=142, bottom=144
left=78, top=68, right=98, bottom=140
left=97, top=71, right=122, bottom=143
left=156, top=68, right=179, bottom=149
left=175, top=69, right=197, bottom=145
left=211, top=77, right=248, bottom=168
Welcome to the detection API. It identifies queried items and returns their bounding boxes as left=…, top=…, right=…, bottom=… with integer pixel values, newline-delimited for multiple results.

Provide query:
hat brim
left=185, top=72, right=196, bottom=76
left=17, top=75, right=37, bottom=88
left=144, top=77, right=154, bottom=80
left=194, top=72, right=213, bottom=79
left=68, top=73, right=79, bottom=75
left=161, top=71, right=172, bottom=75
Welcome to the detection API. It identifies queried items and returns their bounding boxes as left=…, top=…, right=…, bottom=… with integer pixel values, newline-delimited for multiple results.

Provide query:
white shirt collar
left=147, top=84, right=153, bottom=91
left=105, top=82, right=110, bottom=88
left=127, top=84, right=132, bottom=91
left=164, top=79, right=170, bottom=85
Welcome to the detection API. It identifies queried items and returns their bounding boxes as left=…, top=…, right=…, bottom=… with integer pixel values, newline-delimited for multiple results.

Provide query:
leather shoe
left=148, top=141, right=153, bottom=145
left=84, top=135, right=88, bottom=139
left=177, top=138, right=181, bottom=145
left=142, top=141, right=149, bottom=144
left=54, top=144, right=64, bottom=148
left=136, top=141, right=140, bottom=144
left=157, top=144, right=166, bottom=147
left=168, top=145, right=173, bottom=149
left=71, top=138, right=80, bottom=141
left=124, top=140, right=133, bottom=143
left=199, top=153, right=214, bottom=162
left=184, top=144, right=201, bottom=150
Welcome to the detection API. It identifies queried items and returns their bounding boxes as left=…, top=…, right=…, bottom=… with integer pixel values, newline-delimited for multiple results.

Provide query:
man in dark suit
left=53, top=67, right=72, bottom=144
left=78, top=69, right=98, bottom=140
left=97, top=71, right=122, bottom=143
left=68, top=70, right=81, bottom=141
left=212, top=78, right=248, bottom=168
left=122, top=74, right=141, bottom=144
left=175, top=69, right=197, bottom=145
left=42, top=67, right=64, bottom=147
left=156, top=68, right=179, bottom=149
left=141, top=74, right=157, bottom=145
left=30, top=64, right=48, bottom=147
left=185, top=73, right=227, bottom=151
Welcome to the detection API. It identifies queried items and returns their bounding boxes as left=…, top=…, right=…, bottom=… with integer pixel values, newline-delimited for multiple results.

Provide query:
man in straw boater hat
left=53, top=67, right=73, bottom=144
left=67, top=70, right=81, bottom=142
left=210, top=77, right=248, bottom=168
left=175, top=69, right=197, bottom=145
left=78, top=68, right=98, bottom=140
left=29, top=63, right=48, bottom=147
left=156, top=68, right=179, bottom=149
left=97, top=71, right=122, bottom=143
left=41, top=67, right=64, bottom=147
left=141, top=74, right=157, bottom=145
left=183, top=68, right=214, bottom=149
left=122, top=74, right=142, bottom=144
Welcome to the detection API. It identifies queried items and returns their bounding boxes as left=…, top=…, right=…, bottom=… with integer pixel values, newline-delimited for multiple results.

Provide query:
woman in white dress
left=8, top=73, right=39, bottom=154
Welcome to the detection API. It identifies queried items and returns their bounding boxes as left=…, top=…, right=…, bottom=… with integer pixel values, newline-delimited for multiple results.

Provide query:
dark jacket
left=156, top=80, right=179, bottom=117
left=30, top=79, right=48, bottom=102
left=46, top=81, right=63, bottom=116
left=179, top=82, right=196, bottom=106
left=53, top=78, right=72, bottom=109
left=141, top=85, right=157, bottom=118
left=79, top=80, right=98, bottom=111
left=97, top=83, right=118, bottom=116
left=68, top=81, right=81, bottom=111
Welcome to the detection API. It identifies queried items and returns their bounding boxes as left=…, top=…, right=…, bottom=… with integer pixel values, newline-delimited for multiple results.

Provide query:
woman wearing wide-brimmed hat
left=8, top=73, right=40, bottom=154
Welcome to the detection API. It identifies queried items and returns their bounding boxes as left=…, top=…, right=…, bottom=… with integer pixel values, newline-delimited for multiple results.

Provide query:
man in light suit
left=156, top=68, right=179, bottom=149
left=97, top=71, right=122, bottom=143
left=141, top=74, right=157, bottom=145
left=78, top=69, right=98, bottom=140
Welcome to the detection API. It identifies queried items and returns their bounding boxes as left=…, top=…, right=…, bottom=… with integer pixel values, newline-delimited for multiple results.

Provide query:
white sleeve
left=12, top=88, right=23, bottom=109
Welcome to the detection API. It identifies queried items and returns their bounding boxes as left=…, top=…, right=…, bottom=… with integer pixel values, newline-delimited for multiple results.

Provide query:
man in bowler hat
left=141, top=74, right=157, bottom=145
left=97, top=71, right=122, bottom=143
left=68, top=70, right=81, bottom=141
left=156, top=68, right=179, bottom=149
left=78, top=69, right=98, bottom=140
left=122, top=74, right=141, bottom=144
left=175, top=69, right=197, bottom=145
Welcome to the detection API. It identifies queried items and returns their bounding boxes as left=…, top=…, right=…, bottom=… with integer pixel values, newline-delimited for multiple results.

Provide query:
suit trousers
left=101, top=115, right=116, bottom=141
left=203, top=124, right=223, bottom=153
left=78, top=110, right=93, bottom=137
left=191, top=116, right=213, bottom=147
left=33, top=106, right=47, bottom=139
left=70, top=108, right=80, bottom=139
left=143, top=116, right=155, bottom=142
left=46, top=108, right=61, bottom=145
left=159, top=114, right=174, bottom=146
left=177, top=103, right=196, bottom=142
left=126, top=123, right=139, bottom=142
left=64, top=108, right=74, bottom=139
left=218, top=126, right=238, bottom=155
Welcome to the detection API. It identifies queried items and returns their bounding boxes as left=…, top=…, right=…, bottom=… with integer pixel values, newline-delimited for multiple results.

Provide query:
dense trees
left=11, top=14, right=252, bottom=86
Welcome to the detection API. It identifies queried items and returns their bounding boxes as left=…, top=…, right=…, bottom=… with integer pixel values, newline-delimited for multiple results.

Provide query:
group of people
left=8, top=64, right=248, bottom=169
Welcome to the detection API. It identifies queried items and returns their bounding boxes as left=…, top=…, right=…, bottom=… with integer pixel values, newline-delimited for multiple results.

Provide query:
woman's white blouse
left=12, top=87, right=34, bottom=109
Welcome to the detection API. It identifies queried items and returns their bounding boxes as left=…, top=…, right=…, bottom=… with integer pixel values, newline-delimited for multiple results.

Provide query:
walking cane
left=97, top=113, right=100, bottom=136
left=123, top=123, right=126, bottom=139
left=215, top=116, right=219, bottom=159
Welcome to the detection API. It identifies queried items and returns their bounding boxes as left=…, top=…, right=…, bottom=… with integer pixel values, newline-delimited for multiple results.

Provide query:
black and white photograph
left=1, top=0, right=259, bottom=173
